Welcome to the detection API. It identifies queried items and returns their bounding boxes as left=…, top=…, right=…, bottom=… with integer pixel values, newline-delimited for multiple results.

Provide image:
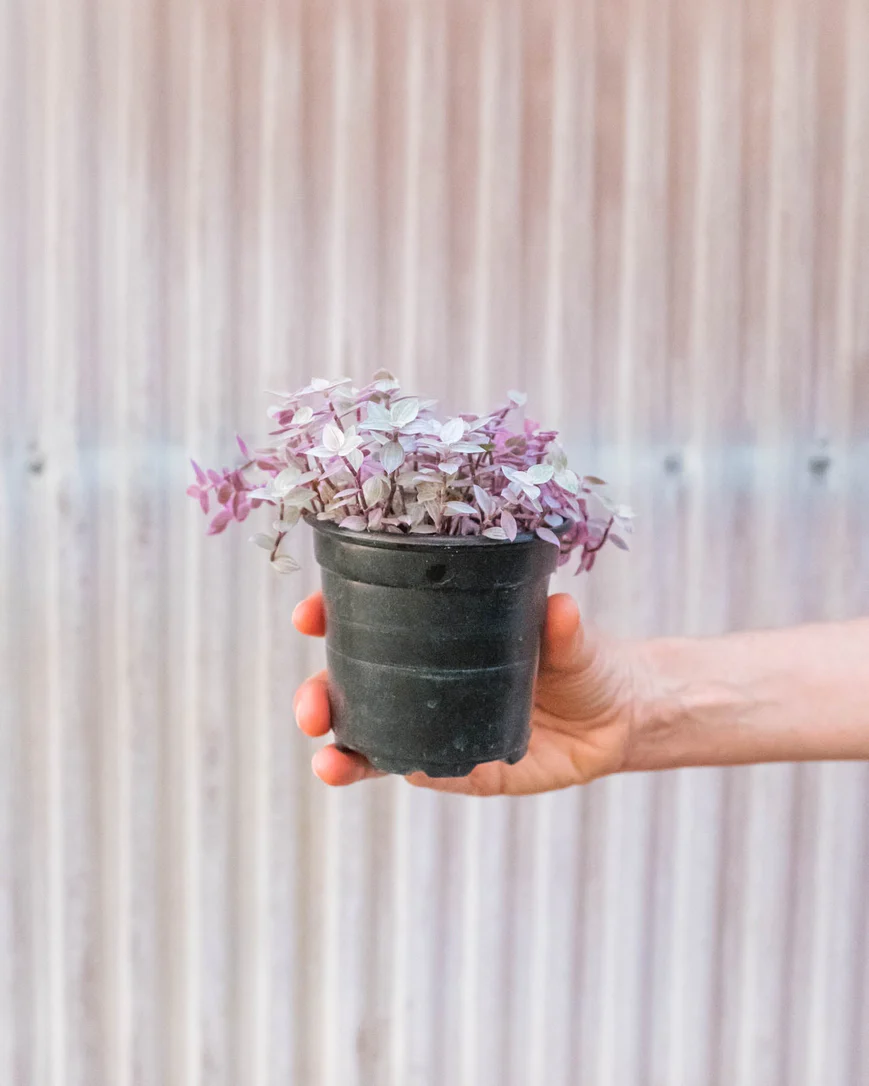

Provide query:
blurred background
left=2, top=0, right=868, bottom=1083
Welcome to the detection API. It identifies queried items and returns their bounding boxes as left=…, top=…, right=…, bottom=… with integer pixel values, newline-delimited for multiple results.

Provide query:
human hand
left=292, top=591, right=648, bottom=795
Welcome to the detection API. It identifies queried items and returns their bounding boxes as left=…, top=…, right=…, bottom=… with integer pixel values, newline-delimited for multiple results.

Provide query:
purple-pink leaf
left=444, top=501, right=477, bottom=517
left=191, top=461, right=207, bottom=485
left=271, top=554, right=300, bottom=574
left=380, top=441, right=404, bottom=473
left=609, top=534, right=629, bottom=551
left=237, top=434, right=250, bottom=458
left=473, top=485, right=495, bottom=517
left=207, top=509, right=232, bottom=535
left=390, top=397, right=419, bottom=428
left=483, top=526, right=508, bottom=540
left=500, top=509, right=518, bottom=541
left=536, top=526, right=561, bottom=547
left=440, top=417, right=465, bottom=445
left=339, top=516, right=367, bottom=532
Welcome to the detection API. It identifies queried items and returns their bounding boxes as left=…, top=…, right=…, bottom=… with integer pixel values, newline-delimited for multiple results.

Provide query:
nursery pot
left=310, top=519, right=561, bottom=777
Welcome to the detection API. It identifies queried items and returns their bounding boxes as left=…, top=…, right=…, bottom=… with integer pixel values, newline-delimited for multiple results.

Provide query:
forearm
left=628, top=620, right=869, bottom=771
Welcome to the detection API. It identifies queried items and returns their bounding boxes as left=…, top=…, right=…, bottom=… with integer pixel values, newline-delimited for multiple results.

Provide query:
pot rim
left=306, top=514, right=569, bottom=551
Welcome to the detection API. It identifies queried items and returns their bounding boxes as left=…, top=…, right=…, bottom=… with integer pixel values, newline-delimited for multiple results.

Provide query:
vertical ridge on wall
left=171, top=0, right=207, bottom=1081
left=26, top=0, right=70, bottom=1082
left=3, top=1, right=869, bottom=1084
left=96, top=0, right=130, bottom=1079
left=1, top=0, right=29, bottom=1081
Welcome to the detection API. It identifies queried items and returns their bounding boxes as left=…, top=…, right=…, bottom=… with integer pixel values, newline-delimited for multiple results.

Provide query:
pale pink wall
left=2, top=2, right=868, bottom=1084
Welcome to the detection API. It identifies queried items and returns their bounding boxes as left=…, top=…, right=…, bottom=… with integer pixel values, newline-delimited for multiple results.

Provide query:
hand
left=292, top=591, right=649, bottom=795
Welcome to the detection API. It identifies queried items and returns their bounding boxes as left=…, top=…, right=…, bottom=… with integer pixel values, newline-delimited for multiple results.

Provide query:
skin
left=292, top=593, right=869, bottom=794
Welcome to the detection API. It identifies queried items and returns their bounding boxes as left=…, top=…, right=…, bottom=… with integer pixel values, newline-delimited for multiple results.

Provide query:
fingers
left=539, top=593, right=585, bottom=672
left=292, top=592, right=326, bottom=637
left=294, top=671, right=385, bottom=785
left=293, top=671, right=331, bottom=737
left=312, top=744, right=386, bottom=786
left=405, top=759, right=507, bottom=796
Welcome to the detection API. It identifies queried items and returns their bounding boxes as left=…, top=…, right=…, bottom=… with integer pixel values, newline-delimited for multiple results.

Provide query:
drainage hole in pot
left=426, top=563, right=447, bottom=583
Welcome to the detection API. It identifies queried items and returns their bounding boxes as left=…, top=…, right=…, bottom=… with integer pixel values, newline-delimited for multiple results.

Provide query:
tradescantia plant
left=188, top=371, right=633, bottom=574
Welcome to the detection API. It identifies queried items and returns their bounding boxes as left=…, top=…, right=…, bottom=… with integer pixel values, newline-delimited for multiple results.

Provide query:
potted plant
left=188, top=372, right=632, bottom=777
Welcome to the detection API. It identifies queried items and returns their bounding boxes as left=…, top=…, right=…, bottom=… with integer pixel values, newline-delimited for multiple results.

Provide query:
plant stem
left=342, top=457, right=368, bottom=510
left=586, top=516, right=614, bottom=554
left=270, top=500, right=287, bottom=562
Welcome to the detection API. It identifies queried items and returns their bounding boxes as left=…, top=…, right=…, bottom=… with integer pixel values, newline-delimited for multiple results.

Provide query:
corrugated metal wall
left=2, top=0, right=868, bottom=1083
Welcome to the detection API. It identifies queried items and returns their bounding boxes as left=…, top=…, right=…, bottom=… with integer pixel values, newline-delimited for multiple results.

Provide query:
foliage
left=188, top=372, right=633, bottom=574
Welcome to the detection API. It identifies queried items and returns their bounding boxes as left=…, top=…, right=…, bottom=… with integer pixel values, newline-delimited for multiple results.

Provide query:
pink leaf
left=578, top=551, right=596, bottom=574
left=444, top=501, right=477, bottom=517
left=186, top=485, right=202, bottom=499
left=609, top=534, right=629, bottom=551
left=207, top=509, right=232, bottom=535
left=473, top=485, right=495, bottom=518
left=217, top=481, right=233, bottom=504
left=199, top=491, right=210, bottom=515
left=271, top=555, right=301, bottom=574
left=381, top=441, right=405, bottom=473
left=191, top=460, right=207, bottom=485
left=500, top=509, right=517, bottom=542
left=536, top=526, right=561, bottom=547
left=340, top=516, right=367, bottom=532
left=236, top=434, right=250, bottom=458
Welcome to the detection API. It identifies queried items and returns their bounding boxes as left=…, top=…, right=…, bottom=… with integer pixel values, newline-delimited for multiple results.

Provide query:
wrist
left=624, top=621, right=869, bottom=771
left=624, top=635, right=762, bottom=772
left=622, top=637, right=689, bottom=772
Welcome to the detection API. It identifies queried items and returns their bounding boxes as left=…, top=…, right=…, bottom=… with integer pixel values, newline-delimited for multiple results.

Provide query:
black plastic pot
left=310, top=519, right=560, bottom=777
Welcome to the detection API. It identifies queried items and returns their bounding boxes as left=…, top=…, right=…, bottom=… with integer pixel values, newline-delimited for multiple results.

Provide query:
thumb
left=539, top=593, right=586, bottom=672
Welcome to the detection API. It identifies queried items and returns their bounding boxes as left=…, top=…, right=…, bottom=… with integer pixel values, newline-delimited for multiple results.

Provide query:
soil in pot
left=310, top=519, right=560, bottom=777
